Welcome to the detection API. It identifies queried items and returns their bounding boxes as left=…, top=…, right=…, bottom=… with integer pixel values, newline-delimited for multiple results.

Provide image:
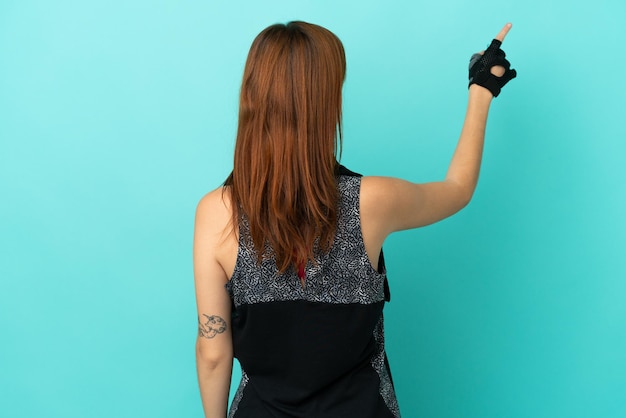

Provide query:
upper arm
left=193, top=190, right=233, bottom=363
left=360, top=176, right=472, bottom=237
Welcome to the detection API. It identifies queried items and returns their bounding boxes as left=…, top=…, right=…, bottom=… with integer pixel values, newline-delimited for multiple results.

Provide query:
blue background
left=1, top=0, right=625, bottom=417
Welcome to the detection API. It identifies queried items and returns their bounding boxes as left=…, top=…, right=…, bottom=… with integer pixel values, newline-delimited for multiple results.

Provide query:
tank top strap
left=336, top=165, right=391, bottom=303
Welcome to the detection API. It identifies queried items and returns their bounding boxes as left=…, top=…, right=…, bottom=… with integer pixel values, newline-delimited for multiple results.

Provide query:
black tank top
left=226, top=166, right=400, bottom=417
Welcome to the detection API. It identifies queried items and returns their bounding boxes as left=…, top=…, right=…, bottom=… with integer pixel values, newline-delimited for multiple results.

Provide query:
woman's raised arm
left=360, top=23, right=516, bottom=251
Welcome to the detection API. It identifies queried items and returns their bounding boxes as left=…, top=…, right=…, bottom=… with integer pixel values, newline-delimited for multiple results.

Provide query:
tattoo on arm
left=198, top=314, right=227, bottom=339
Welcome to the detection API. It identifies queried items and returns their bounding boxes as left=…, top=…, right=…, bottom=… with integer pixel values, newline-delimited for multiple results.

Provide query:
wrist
left=468, top=84, right=494, bottom=103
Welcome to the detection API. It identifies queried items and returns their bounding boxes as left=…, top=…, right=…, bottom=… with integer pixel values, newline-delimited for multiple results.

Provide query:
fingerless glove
left=468, top=39, right=517, bottom=97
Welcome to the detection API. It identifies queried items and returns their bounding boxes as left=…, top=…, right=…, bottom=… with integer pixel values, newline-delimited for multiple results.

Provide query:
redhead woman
left=193, top=21, right=516, bottom=418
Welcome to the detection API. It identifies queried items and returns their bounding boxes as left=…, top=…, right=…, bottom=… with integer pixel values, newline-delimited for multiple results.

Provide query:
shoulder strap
left=336, top=163, right=391, bottom=303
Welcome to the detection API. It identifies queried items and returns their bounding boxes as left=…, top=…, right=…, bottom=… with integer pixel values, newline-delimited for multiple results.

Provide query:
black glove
left=468, top=39, right=517, bottom=97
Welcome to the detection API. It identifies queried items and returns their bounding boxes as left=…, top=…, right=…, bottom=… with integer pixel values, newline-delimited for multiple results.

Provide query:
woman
left=193, top=21, right=516, bottom=418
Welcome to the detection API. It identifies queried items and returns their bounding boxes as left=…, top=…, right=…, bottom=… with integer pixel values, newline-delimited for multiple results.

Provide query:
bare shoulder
left=194, top=185, right=235, bottom=257
left=197, top=185, right=232, bottom=212
left=360, top=176, right=411, bottom=212
left=194, top=185, right=238, bottom=278
left=360, top=176, right=409, bottom=194
left=356, top=176, right=408, bottom=268
left=195, top=186, right=233, bottom=231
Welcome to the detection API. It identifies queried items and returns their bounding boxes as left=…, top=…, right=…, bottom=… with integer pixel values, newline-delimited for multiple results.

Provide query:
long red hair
left=224, top=21, right=346, bottom=274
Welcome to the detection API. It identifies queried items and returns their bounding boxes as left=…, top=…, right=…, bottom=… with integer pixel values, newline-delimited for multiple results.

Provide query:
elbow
left=444, top=171, right=476, bottom=205
left=196, top=339, right=232, bottom=371
left=459, top=188, right=474, bottom=209
left=448, top=179, right=474, bottom=210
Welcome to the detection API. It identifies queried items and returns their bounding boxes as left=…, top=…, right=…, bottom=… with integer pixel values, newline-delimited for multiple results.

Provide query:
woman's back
left=224, top=169, right=399, bottom=417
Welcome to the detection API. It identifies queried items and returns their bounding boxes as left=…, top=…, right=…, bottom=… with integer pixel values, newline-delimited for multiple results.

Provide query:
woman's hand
left=468, top=23, right=517, bottom=97
left=490, top=23, right=512, bottom=76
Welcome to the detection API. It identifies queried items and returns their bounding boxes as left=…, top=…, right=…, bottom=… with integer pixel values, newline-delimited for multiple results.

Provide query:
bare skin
left=193, top=23, right=513, bottom=418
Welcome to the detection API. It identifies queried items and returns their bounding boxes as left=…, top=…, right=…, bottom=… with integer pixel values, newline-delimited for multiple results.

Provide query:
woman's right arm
left=360, top=24, right=515, bottom=244
left=193, top=189, right=234, bottom=418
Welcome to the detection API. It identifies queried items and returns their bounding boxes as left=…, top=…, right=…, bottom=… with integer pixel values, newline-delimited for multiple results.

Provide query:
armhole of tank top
left=354, top=176, right=386, bottom=277
left=226, top=216, right=245, bottom=287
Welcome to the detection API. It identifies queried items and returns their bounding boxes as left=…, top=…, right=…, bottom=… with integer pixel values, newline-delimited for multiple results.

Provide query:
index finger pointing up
left=495, top=23, right=513, bottom=43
